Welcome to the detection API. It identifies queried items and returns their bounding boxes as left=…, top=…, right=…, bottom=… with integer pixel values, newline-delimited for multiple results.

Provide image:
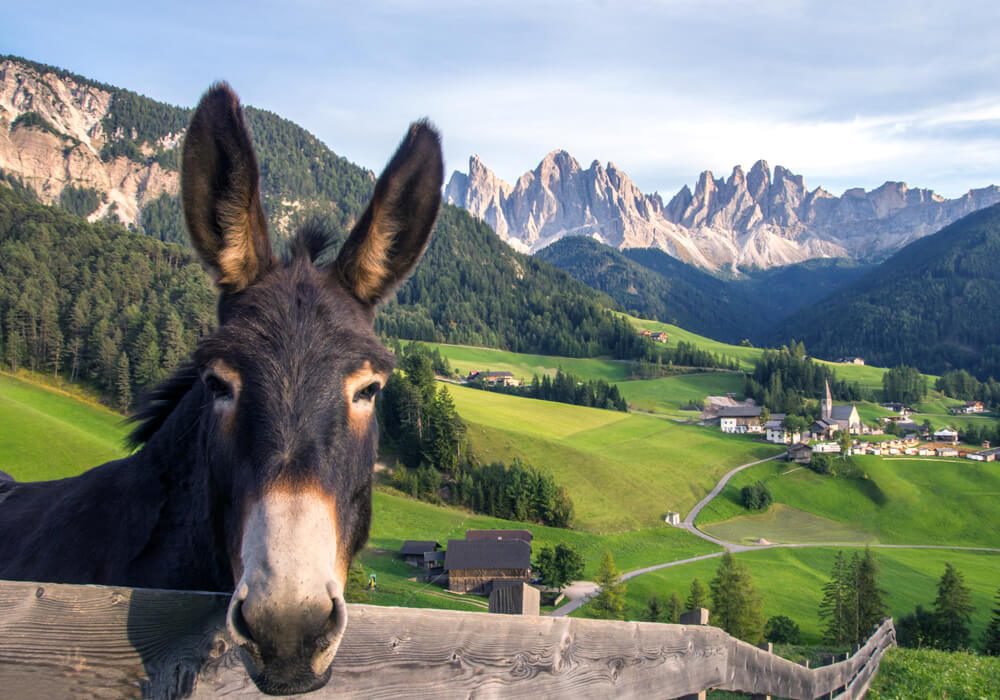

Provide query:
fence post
left=751, top=642, right=773, bottom=700
left=678, top=608, right=710, bottom=700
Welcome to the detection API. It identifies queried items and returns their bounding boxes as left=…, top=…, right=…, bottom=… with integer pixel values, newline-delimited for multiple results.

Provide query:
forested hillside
left=537, top=238, right=872, bottom=343
left=536, top=237, right=756, bottom=342
left=0, top=186, right=214, bottom=408
left=773, top=203, right=1000, bottom=379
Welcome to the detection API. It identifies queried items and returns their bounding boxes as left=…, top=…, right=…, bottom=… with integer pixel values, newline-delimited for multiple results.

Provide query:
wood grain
left=0, top=580, right=894, bottom=699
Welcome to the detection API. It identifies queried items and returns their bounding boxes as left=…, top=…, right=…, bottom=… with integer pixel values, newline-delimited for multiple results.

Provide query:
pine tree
left=982, top=587, right=1000, bottom=656
left=710, top=552, right=764, bottom=643
left=819, top=551, right=856, bottom=646
left=591, top=551, right=626, bottom=620
left=115, top=351, right=132, bottom=411
left=667, top=592, right=683, bottom=624
left=933, top=562, right=974, bottom=650
left=853, top=547, right=887, bottom=644
left=686, top=578, right=709, bottom=612
left=644, top=596, right=664, bottom=622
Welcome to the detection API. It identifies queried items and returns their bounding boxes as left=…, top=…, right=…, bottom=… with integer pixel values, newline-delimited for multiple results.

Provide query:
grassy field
left=621, top=313, right=937, bottom=391
left=868, top=647, right=1000, bottom=698
left=448, top=383, right=785, bottom=531
left=0, top=372, right=129, bottom=480
left=367, top=488, right=717, bottom=580
left=578, top=546, right=1000, bottom=647
left=418, top=341, right=634, bottom=382
left=695, top=456, right=1000, bottom=548
left=617, top=372, right=745, bottom=417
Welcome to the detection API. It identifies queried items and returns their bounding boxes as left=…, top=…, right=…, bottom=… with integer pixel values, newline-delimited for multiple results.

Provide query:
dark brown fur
left=0, top=83, right=443, bottom=694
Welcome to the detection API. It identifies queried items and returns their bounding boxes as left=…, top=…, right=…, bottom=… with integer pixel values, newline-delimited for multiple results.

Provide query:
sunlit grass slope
left=448, top=383, right=784, bottom=531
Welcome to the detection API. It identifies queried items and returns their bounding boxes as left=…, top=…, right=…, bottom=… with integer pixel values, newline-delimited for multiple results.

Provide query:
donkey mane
left=128, top=224, right=342, bottom=448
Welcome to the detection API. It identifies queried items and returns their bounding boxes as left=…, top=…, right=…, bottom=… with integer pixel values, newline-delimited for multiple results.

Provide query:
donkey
left=0, top=84, right=443, bottom=694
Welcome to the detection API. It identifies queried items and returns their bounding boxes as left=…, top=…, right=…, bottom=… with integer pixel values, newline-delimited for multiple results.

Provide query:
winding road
left=551, top=450, right=1000, bottom=617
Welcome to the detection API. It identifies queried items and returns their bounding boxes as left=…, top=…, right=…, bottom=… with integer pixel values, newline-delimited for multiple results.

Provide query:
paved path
left=550, top=449, right=1000, bottom=617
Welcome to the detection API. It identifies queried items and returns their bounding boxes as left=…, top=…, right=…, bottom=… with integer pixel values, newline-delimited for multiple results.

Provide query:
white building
left=812, top=442, right=842, bottom=454
left=718, top=406, right=764, bottom=434
left=664, top=511, right=681, bottom=526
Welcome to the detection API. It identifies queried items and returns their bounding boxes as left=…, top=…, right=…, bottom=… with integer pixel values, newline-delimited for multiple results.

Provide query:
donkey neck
left=124, top=383, right=234, bottom=591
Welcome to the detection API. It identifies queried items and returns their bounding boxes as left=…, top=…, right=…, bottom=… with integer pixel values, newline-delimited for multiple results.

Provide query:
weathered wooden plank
left=0, top=580, right=895, bottom=700
left=0, top=580, right=730, bottom=699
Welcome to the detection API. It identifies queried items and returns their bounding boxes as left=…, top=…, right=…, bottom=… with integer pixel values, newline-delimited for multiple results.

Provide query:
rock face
left=446, top=152, right=1000, bottom=270
left=0, top=58, right=179, bottom=226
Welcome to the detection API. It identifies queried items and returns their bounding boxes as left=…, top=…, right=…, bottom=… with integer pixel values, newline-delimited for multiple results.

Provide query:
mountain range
left=445, top=151, right=1000, bottom=272
left=3, top=54, right=1000, bottom=381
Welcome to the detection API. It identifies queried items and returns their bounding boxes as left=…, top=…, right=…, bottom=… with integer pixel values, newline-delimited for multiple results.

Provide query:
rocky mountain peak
left=446, top=148, right=1000, bottom=271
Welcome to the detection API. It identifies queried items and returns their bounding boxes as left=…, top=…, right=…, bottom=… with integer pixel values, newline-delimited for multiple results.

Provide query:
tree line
left=469, top=367, right=627, bottom=412
left=379, top=343, right=574, bottom=528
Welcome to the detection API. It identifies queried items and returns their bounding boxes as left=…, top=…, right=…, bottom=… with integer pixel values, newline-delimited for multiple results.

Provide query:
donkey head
left=181, top=84, right=442, bottom=694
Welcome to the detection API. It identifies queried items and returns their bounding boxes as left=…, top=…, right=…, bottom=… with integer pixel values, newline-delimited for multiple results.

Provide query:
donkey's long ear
left=334, top=121, right=443, bottom=305
left=182, top=83, right=272, bottom=293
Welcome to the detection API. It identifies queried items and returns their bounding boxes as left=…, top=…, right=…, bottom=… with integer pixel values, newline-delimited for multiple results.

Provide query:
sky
left=4, top=1, right=1000, bottom=198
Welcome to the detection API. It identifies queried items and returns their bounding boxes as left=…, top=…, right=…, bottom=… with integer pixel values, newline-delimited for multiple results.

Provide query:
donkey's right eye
left=204, top=373, right=234, bottom=402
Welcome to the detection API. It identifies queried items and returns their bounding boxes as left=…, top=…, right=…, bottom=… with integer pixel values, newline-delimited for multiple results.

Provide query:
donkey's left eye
left=353, top=382, right=382, bottom=403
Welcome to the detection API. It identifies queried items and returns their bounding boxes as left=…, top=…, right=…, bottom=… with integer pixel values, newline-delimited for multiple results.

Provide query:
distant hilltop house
left=718, top=405, right=764, bottom=434
left=765, top=414, right=801, bottom=444
left=466, top=370, right=521, bottom=387
left=639, top=329, right=669, bottom=343
left=880, top=402, right=911, bottom=416
left=811, top=381, right=862, bottom=437
left=951, top=401, right=985, bottom=415
left=445, top=530, right=532, bottom=594
left=837, top=357, right=866, bottom=365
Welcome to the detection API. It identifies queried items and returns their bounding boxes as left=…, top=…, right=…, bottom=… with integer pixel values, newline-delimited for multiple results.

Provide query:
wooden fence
left=0, top=579, right=895, bottom=699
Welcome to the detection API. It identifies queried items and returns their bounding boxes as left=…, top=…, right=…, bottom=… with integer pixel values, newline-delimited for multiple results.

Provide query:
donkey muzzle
left=227, top=490, right=348, bottom=694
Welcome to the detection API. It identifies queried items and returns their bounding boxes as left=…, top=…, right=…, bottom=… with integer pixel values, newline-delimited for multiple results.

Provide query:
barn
left=445, top=538, right=532, bottom=594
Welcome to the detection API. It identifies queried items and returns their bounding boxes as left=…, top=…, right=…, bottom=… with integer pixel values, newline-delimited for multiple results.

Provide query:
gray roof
left=830, top=405, right=857, bottom=421
left=400, top=540, right=440, bottom=556
left=445, top=539, right=531, bottom=571
left=717, top=406, right=763, bottom=418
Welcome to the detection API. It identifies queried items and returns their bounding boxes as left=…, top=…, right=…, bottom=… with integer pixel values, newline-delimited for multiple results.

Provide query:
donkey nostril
left=226, top=592, right=258, bottom=652
left=310, top=587, right=350, bottom=677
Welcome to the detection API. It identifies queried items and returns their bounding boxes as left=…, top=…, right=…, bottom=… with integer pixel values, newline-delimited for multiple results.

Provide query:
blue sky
left=4, top=1, right=1000, bottom=198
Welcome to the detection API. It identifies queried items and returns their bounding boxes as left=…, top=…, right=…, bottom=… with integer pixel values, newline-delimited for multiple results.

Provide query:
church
left=812, top=380, right=862, bottom=436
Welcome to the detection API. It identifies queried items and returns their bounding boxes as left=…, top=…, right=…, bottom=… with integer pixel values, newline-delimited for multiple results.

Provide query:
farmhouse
left=951, top=401, right=986, bottom=415
left=968, top=447, right=1000, bottom=462
left=400, top=540, right=441, bottom=567
left=718, top=406, right=764, bottom=434
left=466, top=370, right=521, bottom=387
left=934, top=428, right=959, bottom=444
left=838, top=356, right=866, bottom=365
left=445, top=538, right=532, bottom=594
left=764, top=414, right=800, bottom=444
left=935, top=447, right=960, bottom=457
left=702, top=395, right=756, bottom=421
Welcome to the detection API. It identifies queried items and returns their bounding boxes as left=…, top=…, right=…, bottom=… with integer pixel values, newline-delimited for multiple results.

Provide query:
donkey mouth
left=227, top=584, right=349, bottom=695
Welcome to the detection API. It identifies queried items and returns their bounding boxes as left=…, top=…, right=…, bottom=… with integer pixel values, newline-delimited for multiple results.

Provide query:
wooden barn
left=445, top=538, right=532, bottom=594
left=399, top=540, right=441, bottom=567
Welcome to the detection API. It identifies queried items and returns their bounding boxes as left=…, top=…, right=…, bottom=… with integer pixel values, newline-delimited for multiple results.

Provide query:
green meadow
left=616, top=372, right=745, bottom=417
left=0, top=372, right=129, bottom=480
left=579, top=546, right=1000, bottom=647
left=448, top=383, right=785, bottom=531
left=695, top=456, right=1000, bottom=548
left=419, top=341, right=633, bottom=382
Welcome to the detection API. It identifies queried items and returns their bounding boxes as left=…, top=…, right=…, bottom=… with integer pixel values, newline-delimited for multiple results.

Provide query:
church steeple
left=822, top=379, right=833, bottom=421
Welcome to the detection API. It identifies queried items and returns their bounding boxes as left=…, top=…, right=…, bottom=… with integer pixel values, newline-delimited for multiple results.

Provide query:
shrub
left=740, top=481, right=772, bottom=511
left=765, top=615, right=801, bottom=644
